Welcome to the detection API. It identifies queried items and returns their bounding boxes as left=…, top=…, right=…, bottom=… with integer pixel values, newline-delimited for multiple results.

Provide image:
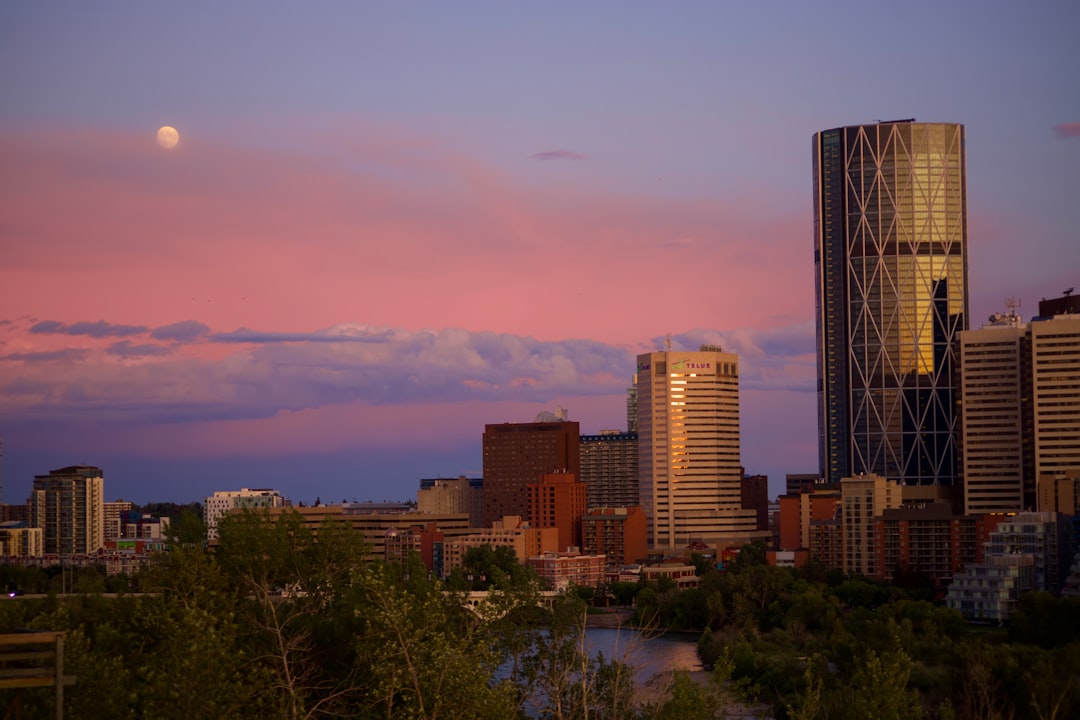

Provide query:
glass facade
left=813, top=122, right=968, bottom=486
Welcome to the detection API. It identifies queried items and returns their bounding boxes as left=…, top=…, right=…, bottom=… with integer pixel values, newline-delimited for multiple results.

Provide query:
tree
left=352, top=563, right=517, bottom=720
left=167, top=507, right=207, bottom=546
left=215, top=508, right=367, bottom=719
left=836, top=644, right=923, bottom=720
left=518, top=594, right=636, bottom=720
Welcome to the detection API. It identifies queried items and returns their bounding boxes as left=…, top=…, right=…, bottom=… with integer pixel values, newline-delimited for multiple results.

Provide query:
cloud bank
left=1, top=319, right=814, bottom=432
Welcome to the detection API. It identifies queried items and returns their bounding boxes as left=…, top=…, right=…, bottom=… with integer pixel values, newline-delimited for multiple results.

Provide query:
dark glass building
left=813, top=121, right=968, bottom=486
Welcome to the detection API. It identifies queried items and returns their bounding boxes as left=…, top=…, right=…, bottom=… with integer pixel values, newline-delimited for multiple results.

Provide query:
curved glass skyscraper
left=813, top=121, right=968, bottom=486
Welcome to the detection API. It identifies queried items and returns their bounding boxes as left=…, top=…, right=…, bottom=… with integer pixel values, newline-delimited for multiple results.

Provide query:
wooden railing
left=0, top=632, right=76, bottom=720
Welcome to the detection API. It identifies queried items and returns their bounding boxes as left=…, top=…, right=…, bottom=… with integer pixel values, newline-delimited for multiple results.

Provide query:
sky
left=1, top=2, right=1078, bottom=505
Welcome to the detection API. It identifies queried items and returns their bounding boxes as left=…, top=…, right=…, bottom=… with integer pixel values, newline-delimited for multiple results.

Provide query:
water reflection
left=583, top=627, right=702, bottom=685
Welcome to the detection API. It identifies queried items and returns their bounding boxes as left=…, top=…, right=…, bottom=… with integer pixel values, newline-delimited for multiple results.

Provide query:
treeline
left=0, top=510, right=735, bottom=720
left=1, top=514, right=1078, bottom=719
left=628, top=544, right=1080, bottom=719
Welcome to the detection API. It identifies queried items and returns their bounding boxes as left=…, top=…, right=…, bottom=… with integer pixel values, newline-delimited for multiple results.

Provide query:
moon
left=156, top=126, right=180, bottom=149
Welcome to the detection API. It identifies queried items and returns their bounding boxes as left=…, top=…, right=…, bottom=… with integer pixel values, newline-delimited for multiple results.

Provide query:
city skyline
left=1, top=3, right=1078, bottom=504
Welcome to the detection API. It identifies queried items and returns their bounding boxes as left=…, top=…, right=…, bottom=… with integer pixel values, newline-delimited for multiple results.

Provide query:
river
left=582, top=626, right=703, bottom=685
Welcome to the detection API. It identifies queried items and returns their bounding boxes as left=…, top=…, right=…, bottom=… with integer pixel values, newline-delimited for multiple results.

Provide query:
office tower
left=528, top=472, right=588, bottom=552
left=30, top=465, right=105, bottom=555
left=1037, top=288, right=1080, bottom=318
left=814, top=121, right=968, bottom=487
left=482, top=419, right=580, bottom=527
left=741, top=472, right=769, bottom=531
left=958, top=303, right=1080, bottom=514
left=785, top=473, right=823, bottom=495
left=204, top=488, right=288, bottom=541
left=1030, top=313, right=1080, bottom=487
left=626, top=382, right=638, bottom=433
left=959, top=307, right=1031, bottom=513
left=579, top=431, right=639, bottom=508
left=636, top=345, right=758, bottom=548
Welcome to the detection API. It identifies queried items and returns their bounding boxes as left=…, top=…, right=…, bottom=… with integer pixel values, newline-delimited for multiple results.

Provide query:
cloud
left=2, top=319, right=814, bottom=431
left=529, top=150, right=588, bottom=161
left=29, top=319, right=148, bottom=338
left=151, top=321, right=211, bottom=342
left=210, top=327, right=393, bottom=344
left=106, top=341, right=175, bottom=358
left=3, top=349, right=91, bottom=362
left=1053, top=122, right=1080, bottom=139
left=659, top=325, right=817, bottom=393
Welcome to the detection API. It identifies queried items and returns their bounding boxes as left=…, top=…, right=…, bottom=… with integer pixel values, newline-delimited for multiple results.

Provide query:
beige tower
left=30, top=465, right=105, bottom=555
left=636, top=344, right=757, bottom=549
left=841, top=473, right=903, bottom=577
left=959, top=307, right=1080, bottom=514
left=959, top=309, right=1030, bottom=514
left=1031, top=314, right=1080, bottom=484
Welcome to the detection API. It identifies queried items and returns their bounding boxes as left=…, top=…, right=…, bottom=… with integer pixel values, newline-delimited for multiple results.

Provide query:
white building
left=204, top=488, right=287, bottom=540
left=946, top=554, right=1035, bottom=623
left=636, top=344, right=758, bottom=549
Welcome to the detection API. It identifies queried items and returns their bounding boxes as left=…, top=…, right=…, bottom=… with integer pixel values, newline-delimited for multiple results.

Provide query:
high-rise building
left=528, top=471, right=588, bottom=552
left=814, top=121, right=968, bottom=487
left=626, top=383, right=638, bottom=434
left=636, top=345, right=758, bottom=548
left=741, top=472, right=770, bottom=531
left=958, top=308, right=1032, bottom=513
left=579, top=431, right=639, bottom=508
left=30, top=465, right=105, bottom=555
left=958, top=303, right=1080, bottom=514
left=1030, top=313, right=1080, bottom=487
left=840, top=473, right=903, bottom=577
left=482, top=419, right=580, bottom=527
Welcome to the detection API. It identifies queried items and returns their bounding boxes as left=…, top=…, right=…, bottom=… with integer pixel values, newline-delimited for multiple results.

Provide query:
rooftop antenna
left=665, top=335, right=672, bottom=352
left=1064, top=287, right=1075, bottom=297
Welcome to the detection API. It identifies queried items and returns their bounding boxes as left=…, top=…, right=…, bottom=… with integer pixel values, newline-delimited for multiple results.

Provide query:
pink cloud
left=1053, top=122, right=1080, bottom=139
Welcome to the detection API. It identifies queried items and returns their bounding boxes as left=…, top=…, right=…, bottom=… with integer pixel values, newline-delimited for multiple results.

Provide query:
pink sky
left=0, top=122, right=818, bottom=501
left=1, top=3, right=1077, bottom=504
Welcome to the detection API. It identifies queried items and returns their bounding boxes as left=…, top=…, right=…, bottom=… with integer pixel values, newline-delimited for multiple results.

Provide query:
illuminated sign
left=670, top=359, right=712, bottom=371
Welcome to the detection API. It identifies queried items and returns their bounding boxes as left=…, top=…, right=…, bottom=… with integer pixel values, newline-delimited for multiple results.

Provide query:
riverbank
left=585, top=607, right=635, bottom=628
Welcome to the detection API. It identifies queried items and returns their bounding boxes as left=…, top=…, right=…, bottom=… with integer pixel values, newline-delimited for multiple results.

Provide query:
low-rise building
left=986, top=511, right=1067, bottom=593
left=580, top=506, right=648, bottom=566
left=874, top=504, right=1008, bottom=583
left=442, top=516, right=559, bottom=576
left=0, top=521, right=43, bottom=558
left=417, top=477, right=483, bottom=527
left=640, top=562, right=699, bottom=589
left=528, top=550, right=607, bottom=590
left=946, top=554, right=1036, bottom=622
left=205, top=488, right=288, bottom=541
